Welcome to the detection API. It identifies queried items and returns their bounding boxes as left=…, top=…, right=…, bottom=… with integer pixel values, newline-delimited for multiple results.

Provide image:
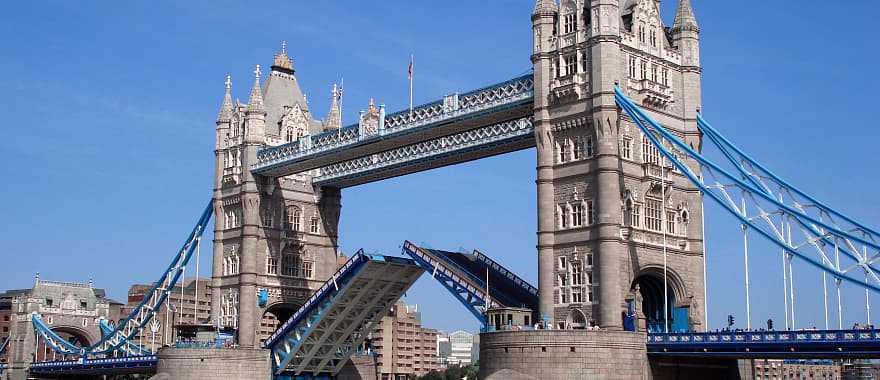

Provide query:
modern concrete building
left=211, top=44, right=344, bottom=348
left=445, top=330, right=476, bottom=367
left=369, top=302, right=440, bottom=379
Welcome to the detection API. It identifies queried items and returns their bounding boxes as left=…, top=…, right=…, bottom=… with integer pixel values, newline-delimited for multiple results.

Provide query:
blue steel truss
left=31, top=201, right=213, bottom=359
left=313, top=117, right=534, bottom=188
left=265, top=250, right=423, bottom=376
left=614, top=88, right=880, bottom=294
left=648, top=329, right=880, bottom=359
left=251, top=75, right=534, bottom=177
left=98, top=319, right=150, bottom=356
left=402, top=241, right=490, bottom=325
left=29, top=355, right=157, bottom=375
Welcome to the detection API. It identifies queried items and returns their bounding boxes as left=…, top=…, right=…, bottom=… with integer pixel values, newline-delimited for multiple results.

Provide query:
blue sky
left=1, top=1, right=878, bottom=334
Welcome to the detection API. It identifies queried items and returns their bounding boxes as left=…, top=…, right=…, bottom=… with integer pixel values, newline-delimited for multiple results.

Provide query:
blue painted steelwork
left=31, top=201, right=214, bottom=359
left=614, top=88, right=880, bottom=293
left=266, top=250, right=423, bottom=376
left=648, top=329, right=880, bottom=358
left=312, top=117, right=534, bottom=188
left=252, top=75, right=534, bottom=176
left=98, top=319, right=150, bottom=356
left=29, top=355, right=157, bottom=375
left=0, top=336, right=8, bottom=356
left=402, top=241, right=490, bottom=325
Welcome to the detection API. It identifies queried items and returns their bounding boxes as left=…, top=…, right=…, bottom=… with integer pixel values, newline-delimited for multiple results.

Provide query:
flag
left=408, top=55, right=413, bottom=80
left=338, top=78, right=344, bottom=99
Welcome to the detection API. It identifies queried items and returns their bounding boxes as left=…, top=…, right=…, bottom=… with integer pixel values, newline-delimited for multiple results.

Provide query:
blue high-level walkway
left=265, top=250, right=423, bottom=377
left=251, top=75, right=535, bottom=187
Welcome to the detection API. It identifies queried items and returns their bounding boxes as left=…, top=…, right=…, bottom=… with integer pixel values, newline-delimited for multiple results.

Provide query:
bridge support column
left=153, top=347, right=271, bottom=379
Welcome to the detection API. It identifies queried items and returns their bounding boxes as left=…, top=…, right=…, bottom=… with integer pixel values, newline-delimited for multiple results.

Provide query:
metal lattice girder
left=614, top=87, right=880, bottom=293
left=401, top=241, right=490, bottom=325
left=31, top=201, right=213, bottom=359
left=98, top=319, right=150, bottom=356
left=251, top=75, right=534, bottom=177
left=648, top=329, right=880, bottom=358
left=29, top=355, right=157, bottom=375
left=265, top=252, right=423, bottom=376
left=313, top=117, right=535, bottom=188
left=0, top=336, right=9, bottom=356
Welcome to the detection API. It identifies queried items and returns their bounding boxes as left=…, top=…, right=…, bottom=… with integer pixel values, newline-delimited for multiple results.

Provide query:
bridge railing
left=648, top=329, right=880, bottom=346
left=252, top=75, right=534, bottom=174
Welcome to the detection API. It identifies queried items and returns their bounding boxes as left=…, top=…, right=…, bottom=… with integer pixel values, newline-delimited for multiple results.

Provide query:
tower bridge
left=7, top=0, right=880, bottom=379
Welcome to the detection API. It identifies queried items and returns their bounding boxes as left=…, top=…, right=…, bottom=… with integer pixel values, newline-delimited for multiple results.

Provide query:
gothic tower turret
left=531, top=0, right=558, bottom=323
left=672, top=0, right=701, bottom=122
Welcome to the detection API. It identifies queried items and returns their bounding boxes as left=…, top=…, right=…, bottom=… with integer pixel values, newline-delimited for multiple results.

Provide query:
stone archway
left=565, top=309, right=588, bottom=329
left=259, top=303, right=301, bottom=345
left=631, top=267, right=688, bottom=333
left=35, top=325, right=94, bottom=362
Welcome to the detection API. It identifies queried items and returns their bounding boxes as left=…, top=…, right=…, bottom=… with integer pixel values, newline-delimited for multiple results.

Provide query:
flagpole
left=409, top=54, right=414, bottom=117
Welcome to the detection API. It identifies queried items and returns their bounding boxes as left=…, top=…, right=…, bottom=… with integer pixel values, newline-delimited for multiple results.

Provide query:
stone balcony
left=626, top=78, right=674, bottom=108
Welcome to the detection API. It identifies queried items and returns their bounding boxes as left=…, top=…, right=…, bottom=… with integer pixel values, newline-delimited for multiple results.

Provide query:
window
left=571, top=263, right=583, bottom=285
left=586, top=253, right=593, bottom=267
left=286, top=129, right=294, bottom=143
left=586, top=200, right=595, bottom=225
left=573, top=137, right=584, bottom=160
left=642, top=135, right=660, bottom=164
left=560, top=290, right=569, bottom=304
left=587, top=272, right=593, bottom=284
left=571, top=203, right=584, bottom=227
left=638, top=25, right=645, bottom=43
left=645, top=198, right=662, bottom=232
left=588, top=288, right=594, bottom=302
left=261, top=206, right=274, bottom=228
left=667, top=211, right=677, bottom=234
left=559, top=139, right=570, bottom=163
left=631, top=204, right=641, bottom=228
left=564, top=54, right=576, bottom=76
left=558, top=256, right=568, bottom=270
left=571, top=287, right=583, bottom=303
left=622, top=137, right=633, bottom=159
left=302, top=261, right=314, bottom=279
left=661, top=68, right=669, bottom=86
left=286, top=206, right=301, bottom=231
left=310, top=217, right=319, bottom=234
left=640, top=60, right=647, bottom=79
left=80, top=301, right=87, bottom=308
left=651, top=64, right=658, bottom=82
left=559, top=204, right=570, bottom=228
left=650, top=29, right=657, bottom=48
left=267, top=255, right=278, bottom=275
left=585, top=136, right=594, bottom=157
left=282, top=254, right=299, bottom=277
left=46, top=299, right=53, bottom=307
left=629, top=56, right=637, bottom=78
left=563, top=13, right=576, bottom=34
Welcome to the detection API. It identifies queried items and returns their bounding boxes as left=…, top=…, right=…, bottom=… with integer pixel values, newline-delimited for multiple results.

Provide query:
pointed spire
left=325, top=83, right=341, bottom=131
left=672, top=0, right=699, bottom=33
left=217, top=74, right=234, bottom=122
left=533, top=0, right=557, bottom=16
left=247, top=64, right=265, bottom=113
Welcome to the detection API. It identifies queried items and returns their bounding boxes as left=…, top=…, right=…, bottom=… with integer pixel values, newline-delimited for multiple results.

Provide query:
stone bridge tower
left=211, top=45, right=343, bottom=348
left=3, top=277, right=119, bottom=380
left=532, top=0, right=704, bottom=332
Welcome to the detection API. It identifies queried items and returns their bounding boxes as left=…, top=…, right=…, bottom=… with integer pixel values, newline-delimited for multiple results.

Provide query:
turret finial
left=672, top=0, right=699, bottom=33
left=254, top=64, right=262, bottom=80
left=225, top=74, right=231, bottom=92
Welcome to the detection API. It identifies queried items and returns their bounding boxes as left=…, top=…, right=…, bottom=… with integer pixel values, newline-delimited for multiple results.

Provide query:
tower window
left=571, top=263, right=584, bottom=286
left=640, top=61, right=647, bottom=80
left=573, top=137, right=584, bottom=160
left=563, top=13, right=576, bottom=34
left=310, top=217, right=319, bottom=234
left=585, top=136, right=594, bottom=157
left=559, top=139, right=570, bottom=163
left=586, top=200, right=595, bottom=225
left=286, top=206, right=302, bottom=231
left=558, top=256, right=568, bottom=270
left=564, top=54, right=576, bottom=76
left=631, top=203, right=641, bottom=228
left=667, top=211, right=677, bottom=234
left=642, top=135, right=661, bottom=165
left=661, top=68, right=669, bottom=86
left=622, top=137, right=633, bottom=160
left=629, top=56, right=637, bottom=78
left=559, top=204, right=570, bottom=228
left=650, top=29, right=657, bottom=48
left=267, top=255, right=278, bottom=275
left=645, top=198, right=663, bottom=232
left=638, top=25, right=646, bottom=43
left=651, top=64, right=658, bottom=82
left=571, top=203, right=584, bottom=227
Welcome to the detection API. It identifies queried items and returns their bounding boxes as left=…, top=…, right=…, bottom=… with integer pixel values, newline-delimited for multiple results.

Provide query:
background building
left=122, top=277, right=211, bottom=349
left=368, top=302, right=439, bottom=380
left=445, top=330, right=476, bottom=367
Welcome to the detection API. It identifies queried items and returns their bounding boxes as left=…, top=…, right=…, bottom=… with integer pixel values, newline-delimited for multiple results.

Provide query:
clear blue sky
left=1, top=1, right=878, bottom=334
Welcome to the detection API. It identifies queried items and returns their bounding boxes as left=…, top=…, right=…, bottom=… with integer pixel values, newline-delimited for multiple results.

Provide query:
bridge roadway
left=251, top=75, right=535, bottom=187
left=647, top=329, right=880, bottom=359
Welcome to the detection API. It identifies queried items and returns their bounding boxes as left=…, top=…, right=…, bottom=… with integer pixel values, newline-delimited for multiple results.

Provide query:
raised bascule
left=6, top=0, right=880, bottom=379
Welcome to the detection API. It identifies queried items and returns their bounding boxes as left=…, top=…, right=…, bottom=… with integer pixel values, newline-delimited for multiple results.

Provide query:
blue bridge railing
left=648, top=329, right=880, bottom=358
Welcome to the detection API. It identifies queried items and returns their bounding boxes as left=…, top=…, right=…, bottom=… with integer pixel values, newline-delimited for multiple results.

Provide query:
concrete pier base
left=152, top=347, right=271, bottom=380
left=479, top=330, right=649, bottom=380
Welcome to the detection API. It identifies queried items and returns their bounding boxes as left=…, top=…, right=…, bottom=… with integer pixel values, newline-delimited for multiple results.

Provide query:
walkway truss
left=402, top=241, right=538, bottom=325
left=264, top=251, right=423, bottom=377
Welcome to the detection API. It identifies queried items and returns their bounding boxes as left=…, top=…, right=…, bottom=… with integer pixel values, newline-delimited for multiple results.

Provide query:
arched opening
left=566, top=309, right=587, bottom=330
left=259, top=303, right=300, bottom=345
left=631, top=270, right=688, bottom=333
left=36, top=326, right=92, bottom=362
